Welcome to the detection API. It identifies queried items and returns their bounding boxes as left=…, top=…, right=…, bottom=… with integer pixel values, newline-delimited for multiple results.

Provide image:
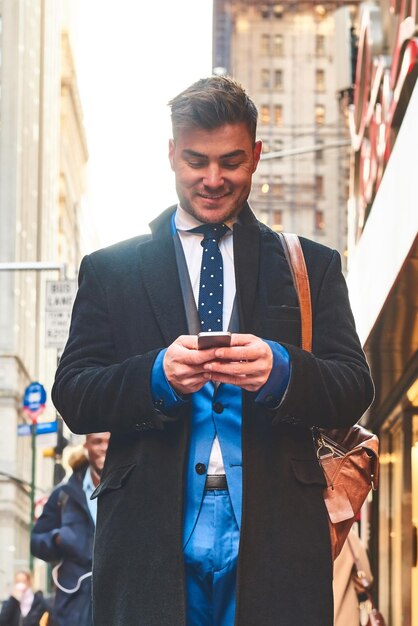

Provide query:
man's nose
left=203, top=164, right=224, bottom=188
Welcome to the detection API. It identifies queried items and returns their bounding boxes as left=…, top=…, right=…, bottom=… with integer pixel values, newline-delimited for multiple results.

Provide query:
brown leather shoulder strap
left=278, top=232, right=312, bottom=352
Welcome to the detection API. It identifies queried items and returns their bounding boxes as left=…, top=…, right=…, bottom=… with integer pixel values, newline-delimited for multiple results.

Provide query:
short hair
left=168, top=75, right=258, bottom=143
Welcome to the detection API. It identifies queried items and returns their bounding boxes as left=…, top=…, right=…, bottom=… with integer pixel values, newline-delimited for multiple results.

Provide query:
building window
left=315, top=139, right=324, bottom=161
left=272, top=177, right=284, bottom=197
left=260, top=105, right=270, bottom=124
left=261, top=33, right=270, bottom=56
left=316, top=34, right=325, bottom=56
left=260, top=4, right=284, bottom=19
left=274, top=104, right=283, bottom=126
left=261, top=68, right=270, bottom=89
left=260, top=4, right=270, bottom=18
left=272, top=210, right=283, bottom=231
left=262, top=140, right=270, bottom=154
left=315, top=210, right=325, bottom=231
left=315, top=176, right=324, bottom=197
left=273, top=138, right=283, bottom=153
left=273, top=4, right=284, bottom=19
left=274, top=69, right=283, bottom=90
left=315, top=69, right=325, bottom=92
left=273, top=33, right=284, bottom=56
left=315, top=104, right=325, bottom=125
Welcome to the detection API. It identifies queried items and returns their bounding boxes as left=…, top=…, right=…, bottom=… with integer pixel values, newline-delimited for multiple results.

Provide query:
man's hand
left=163, top=335, right=221, bottom=395
left=202, top=333, right=273, bottom=392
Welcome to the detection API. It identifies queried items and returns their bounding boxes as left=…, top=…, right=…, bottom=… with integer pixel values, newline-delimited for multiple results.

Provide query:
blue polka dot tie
left=190, top=223, right=229, bottom=332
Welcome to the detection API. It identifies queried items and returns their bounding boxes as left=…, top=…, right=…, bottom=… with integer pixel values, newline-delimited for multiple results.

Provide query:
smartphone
left=198, top=331, right=232, bottom=350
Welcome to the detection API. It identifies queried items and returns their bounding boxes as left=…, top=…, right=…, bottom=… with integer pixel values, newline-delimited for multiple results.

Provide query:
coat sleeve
left=30, top=487, right=63, bottom=562
left=0, top=596, right=20, bottom=624
left=52, top=254, right=181, bottom=435
left=271, top=248, right=374, bottom=429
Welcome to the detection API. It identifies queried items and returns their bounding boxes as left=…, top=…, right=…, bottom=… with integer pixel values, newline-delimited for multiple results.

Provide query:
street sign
left=45, top=279, right=77, bottom=349
left=17, top=423, right=32, bottom=436
left=17, top=420, right=58, bottom=436
left=22, top=382, right=47, bottom=421
left=37, top=421, right=58, bottom=435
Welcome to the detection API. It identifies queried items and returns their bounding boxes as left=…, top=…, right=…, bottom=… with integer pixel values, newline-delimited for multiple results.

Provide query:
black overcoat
left=52, top=205, right=374, bottom=626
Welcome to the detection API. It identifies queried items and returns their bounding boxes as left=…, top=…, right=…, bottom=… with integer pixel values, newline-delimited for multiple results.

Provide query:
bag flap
left=319, top=424, right=379, bottom=457
left=324, top=483, right=354, bottom=523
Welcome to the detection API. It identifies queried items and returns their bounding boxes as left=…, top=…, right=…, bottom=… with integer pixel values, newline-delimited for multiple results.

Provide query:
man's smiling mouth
left=198, top=191, right=230, bottom=200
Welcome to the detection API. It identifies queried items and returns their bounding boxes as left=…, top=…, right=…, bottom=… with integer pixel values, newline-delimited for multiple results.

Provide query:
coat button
left=213, top=402, right=224, bottom=414
left=195, top=463, right=206, bottom=475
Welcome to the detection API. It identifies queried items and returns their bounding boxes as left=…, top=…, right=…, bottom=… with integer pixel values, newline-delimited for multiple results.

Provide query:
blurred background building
left=0, top=0, right=88, bottom=598
left=213, top=0, right=363, bottom=265
left=344, top=2, right=418, bottom=625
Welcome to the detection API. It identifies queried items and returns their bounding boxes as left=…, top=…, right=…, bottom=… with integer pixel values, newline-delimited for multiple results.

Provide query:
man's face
left=169, top=123, right=262, bottom=224
left=84, top=432, right=110, bottom=476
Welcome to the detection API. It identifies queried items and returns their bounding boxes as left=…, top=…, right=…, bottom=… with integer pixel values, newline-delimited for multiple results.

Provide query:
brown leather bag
left=279, top=232, right=379, bottom=560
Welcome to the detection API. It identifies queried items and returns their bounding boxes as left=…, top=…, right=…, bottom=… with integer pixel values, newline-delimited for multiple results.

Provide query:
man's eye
left=187, top=160, right=206, bottom=168
left=222, top=162, right=240, bottom=169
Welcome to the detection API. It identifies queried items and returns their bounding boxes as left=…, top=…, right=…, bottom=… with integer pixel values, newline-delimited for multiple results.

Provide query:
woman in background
left=0, top=570, right=48, bottom=626
left=333, top=527, right=373, bottom=626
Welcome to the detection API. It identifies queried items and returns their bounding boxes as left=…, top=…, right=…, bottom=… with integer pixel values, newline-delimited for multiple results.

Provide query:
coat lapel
left=138, top=208, right=188, bottom=345
left=233, top=205, right=260, bottom=333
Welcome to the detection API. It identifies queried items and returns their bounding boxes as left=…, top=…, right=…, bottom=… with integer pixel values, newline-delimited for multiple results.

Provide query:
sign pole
left=29, top=418, right=37, bottom=571
left=22, top=380, right=47, bottom=571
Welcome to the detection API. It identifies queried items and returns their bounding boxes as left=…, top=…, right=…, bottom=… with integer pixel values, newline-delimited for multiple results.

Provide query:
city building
left=0, top=0, right=87, bottom=598
left=346, top=2, right=418, bottom=624
left=212, top=0, right=362, bottom=264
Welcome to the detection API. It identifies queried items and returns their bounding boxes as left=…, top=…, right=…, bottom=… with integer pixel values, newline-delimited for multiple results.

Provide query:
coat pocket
left=264, top=305, right=301, bottom=345
left=291, top=458, right=327, bottom=488
left=91, top=463, right=136, bottom=499
left=266, top=305, right=300, bottom=320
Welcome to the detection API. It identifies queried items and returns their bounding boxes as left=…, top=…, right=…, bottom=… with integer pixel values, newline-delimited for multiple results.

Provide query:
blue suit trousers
left=183, top=489, right=240, bottom=626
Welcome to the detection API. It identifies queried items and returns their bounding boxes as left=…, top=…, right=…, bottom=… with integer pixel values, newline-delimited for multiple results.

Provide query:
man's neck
left=89, top=466, right=101, bottom=487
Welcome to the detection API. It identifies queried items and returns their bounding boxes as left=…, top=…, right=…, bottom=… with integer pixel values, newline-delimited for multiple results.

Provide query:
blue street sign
left=22, top=382, right=47, bottom=413
left=17, top=423, right=32, bottom=436
left=36, top=421, right=58, bottom=435
left=17, top=421, right=58, bottom=436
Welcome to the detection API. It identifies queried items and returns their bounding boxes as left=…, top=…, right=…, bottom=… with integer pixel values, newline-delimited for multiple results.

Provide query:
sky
left=74, top=1, right=213, bottom=249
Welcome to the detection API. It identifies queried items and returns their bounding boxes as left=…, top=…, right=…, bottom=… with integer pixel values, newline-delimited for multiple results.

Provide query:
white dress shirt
left=175, top=206, right=237, bottom=475
left=83, top=466, right=97, bottom=524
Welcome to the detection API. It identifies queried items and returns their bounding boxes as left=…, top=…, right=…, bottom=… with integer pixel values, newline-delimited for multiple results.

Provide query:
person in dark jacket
left=30, top=433, right=109, bottom=626
left=0, top=570, right=48, bottom=626
left=51, top=75, right=374, bottom=626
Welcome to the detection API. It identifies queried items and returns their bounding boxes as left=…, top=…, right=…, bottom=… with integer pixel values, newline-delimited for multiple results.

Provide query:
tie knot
left=190, top=223, right=229, bottom=243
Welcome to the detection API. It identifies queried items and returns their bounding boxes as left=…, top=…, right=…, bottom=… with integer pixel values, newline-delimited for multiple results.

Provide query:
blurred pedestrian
left=0, top=570, right=48, bottom=626
left=333, top=527, right=373, bottom=626
left=51, top=74, right=374, bottom=625
left=30, top=432, right=109, bottom=626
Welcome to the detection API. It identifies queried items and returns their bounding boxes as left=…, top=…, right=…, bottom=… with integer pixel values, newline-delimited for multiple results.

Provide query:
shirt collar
left=175, top=204, right=238, bottom=234
left=82, top=466, right=95, bottom=495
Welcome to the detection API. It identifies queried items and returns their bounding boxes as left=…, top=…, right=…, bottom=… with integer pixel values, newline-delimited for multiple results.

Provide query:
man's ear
left=253, top=140, right=263, bottom=171
left=168, top=139, right=175, bottom=170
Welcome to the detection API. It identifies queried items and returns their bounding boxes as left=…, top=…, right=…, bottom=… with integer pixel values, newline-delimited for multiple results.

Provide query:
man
left=51, top=76, right=374, bottom=626
left=31, top=432, right=110, bottom=626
